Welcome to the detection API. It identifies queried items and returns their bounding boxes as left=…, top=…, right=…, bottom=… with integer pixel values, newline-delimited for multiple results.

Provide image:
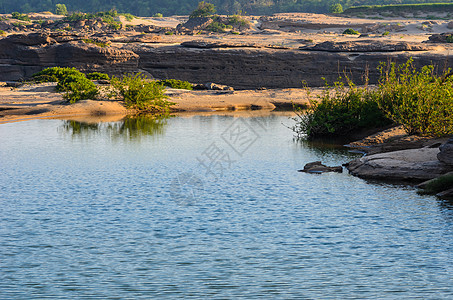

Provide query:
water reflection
left=60, top=114, right=169, bottom=141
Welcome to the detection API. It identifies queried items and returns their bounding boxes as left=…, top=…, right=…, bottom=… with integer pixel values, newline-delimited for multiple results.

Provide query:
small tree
left=189, top=1, right=216, bottom=19
left=329, top=3, right=343, bottom=14
left=55, top=4, right=68, bottom=16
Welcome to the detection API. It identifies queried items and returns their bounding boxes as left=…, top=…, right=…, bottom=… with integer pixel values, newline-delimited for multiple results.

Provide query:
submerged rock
left=299, top=161, right=342, bottom=173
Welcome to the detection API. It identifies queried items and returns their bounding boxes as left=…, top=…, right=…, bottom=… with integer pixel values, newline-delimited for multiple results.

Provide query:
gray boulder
left=438, top=137, right=453, bottom=166
left=347, top=148, right=453, bottom=181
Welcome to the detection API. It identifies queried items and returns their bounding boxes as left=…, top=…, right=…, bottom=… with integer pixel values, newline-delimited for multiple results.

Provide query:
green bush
left=228, top=14, right=250, bottom=27
left=206, top=20, right=227, bottom=32
left=329, top=3, right=343, bottom=14
left=382, top=31, right=390, bottom=36
left=446, top=35, right=453, bottom=43
left=343, top=28, right=360, bottom=35
left=0, top=30, right=6, bottom=37
left=110, top=73, right=174, bottom=113
left=11, top=12, right=30, bottom=22
left=294, top=59, right=453, bottom=139
left=86, top=72, right=109, bottom=80
left=190, top=1, right=216, bottom=18
left=121, top=13, right=135, bottom=21
left=152, top=13, right=163, bottom=18
left=159, top=79, right=193, bottom=90
left=293, top=80, right=391, bottom=139
left=376, top=58, right=453, bottom=136
left=32, top=67, right=98, bottom=103
left=55, top=3, right=68, bottom=15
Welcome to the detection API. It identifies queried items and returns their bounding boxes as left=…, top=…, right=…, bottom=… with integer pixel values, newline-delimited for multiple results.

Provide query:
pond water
left=1, top=113, right=452, bottom=299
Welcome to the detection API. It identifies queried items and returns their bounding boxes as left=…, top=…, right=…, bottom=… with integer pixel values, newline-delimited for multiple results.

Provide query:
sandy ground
left=0, top=83, right=312, bottom=123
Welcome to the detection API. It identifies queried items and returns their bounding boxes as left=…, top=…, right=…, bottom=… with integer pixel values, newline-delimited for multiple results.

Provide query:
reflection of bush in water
left=108, top=115, right=168, bottom=140
left=61, top=115, right=169, bottom=140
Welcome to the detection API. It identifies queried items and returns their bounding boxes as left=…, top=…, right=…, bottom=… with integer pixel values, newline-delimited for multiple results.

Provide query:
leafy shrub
left=206, top=20, right=227, bottom=32
left=159, top=79, right=193, bottom=90
left=329, top=3, right=343, bottom=14
left=343, top=28, right=360, bottom=35
left=110, top=73, right=174, bottom=113
left=11, top=12, right=30, bottom=22
left=0, top=30, right=6, bottom=37
left=446, top=35, right=453, bottom=43
left=153, top=13, right=163, bottom=18
left=382, top=31, right=390, bottom=36
left=32, top=67, right=98, bottom=103
left=190, top=1, right=216, bottom=18
left=228, top=15, right=250, bottom=27
left=60, top=75, right=99, bottom=103
left=120, top=13, right=135, bottom=21
left=86, top=72, right=109, bottom=80
left=376, top=58, right=453, bottom=136
left=55, top=3, right=68, bottom=15
left=294, top=58, right=453, bottom=139
left=293, top=80, right=391, bottom=139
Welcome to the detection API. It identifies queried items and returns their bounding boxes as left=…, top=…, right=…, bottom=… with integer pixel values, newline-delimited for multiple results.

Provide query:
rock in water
left=347, top=148, right=453, bottom=181
left=438, top=137, right=453, bottom=166
left=299, top=161, right=342, bottom=173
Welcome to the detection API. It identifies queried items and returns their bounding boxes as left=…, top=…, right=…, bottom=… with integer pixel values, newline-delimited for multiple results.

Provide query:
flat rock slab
left=347, top=148, right=453, bottom=182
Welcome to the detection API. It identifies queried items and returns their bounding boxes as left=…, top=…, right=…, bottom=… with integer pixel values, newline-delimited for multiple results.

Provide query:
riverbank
left=0, top=82, right=311, bottom=123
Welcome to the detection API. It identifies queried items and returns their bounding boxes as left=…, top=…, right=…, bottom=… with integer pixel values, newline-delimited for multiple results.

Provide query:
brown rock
left=438, top=137, right=453, bottom=166
left=299, top=161, right=343, bottom=173
left=301, top=40, right=432, bottom=52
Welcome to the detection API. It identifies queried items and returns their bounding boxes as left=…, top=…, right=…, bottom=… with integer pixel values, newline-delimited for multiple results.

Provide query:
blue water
left=1, top=114, right=452, bottom=299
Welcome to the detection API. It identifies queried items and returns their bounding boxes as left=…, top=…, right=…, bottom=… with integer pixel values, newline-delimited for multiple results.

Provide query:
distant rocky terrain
left=1, top=12, right=453, bottom=88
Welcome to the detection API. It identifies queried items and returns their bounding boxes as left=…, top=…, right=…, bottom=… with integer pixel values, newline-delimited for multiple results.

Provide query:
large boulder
left=4, top=32, right=55, bottom=46
left=347, top=148, right=453, bottom=182
left=438, top=137, right=453, bottom=166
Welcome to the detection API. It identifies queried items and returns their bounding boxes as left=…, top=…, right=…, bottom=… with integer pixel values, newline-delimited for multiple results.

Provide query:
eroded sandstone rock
left=347, top=148, right=453, bottom=182
left=438, top=137, right=453, bottom=166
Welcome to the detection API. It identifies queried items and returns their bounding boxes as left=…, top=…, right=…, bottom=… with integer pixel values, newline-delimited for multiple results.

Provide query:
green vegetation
left=329, top=3, right=343, bottom=14
left=32, top=67, right=98, bottom=103
left=418, top=173, right=453, bottom=195
left=446, top=35, right=453, bottom=43
left=293, top=80, right=391, bottom=139
left=120, top=13, right=135, bottom=21
left=152, top=13, right=163, bottom=18
left=11, top=12, right=30, bottom=21
left=345, top=3, right=453, bottom=16
left=82, top=38, right=110, bottom=47
left=86, top=72, right=109, bottom=80
left=189, top=1, right=216, bottom=18
left=343, top=28, right=360, bottom=35
left=294, top=59, right=453, bottom=139
left=3, top=0, right=453, bottom=16
left=159, top=79, right=193, bottom=90
left=382, top=31, right=390, bottom=36
left=64, top=10, right=121, bottom=30
left=110, top=73, right=174, bottom=113
left=55, top=3, right=68, bottom=15
left=0, top=30, right=6, bottom=36
left=376, top=58, right=453, bottom=136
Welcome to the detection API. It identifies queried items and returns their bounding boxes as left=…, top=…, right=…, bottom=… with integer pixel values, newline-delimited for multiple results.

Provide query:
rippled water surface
left=1, top=114, right=452, bottom=299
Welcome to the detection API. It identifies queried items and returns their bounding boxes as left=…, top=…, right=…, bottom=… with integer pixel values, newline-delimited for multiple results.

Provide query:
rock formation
left=299, top=161, right=343, bottom=173
left=347, top=148, right=453, bottom=182
left=438, top=137, right=453, bottom=166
